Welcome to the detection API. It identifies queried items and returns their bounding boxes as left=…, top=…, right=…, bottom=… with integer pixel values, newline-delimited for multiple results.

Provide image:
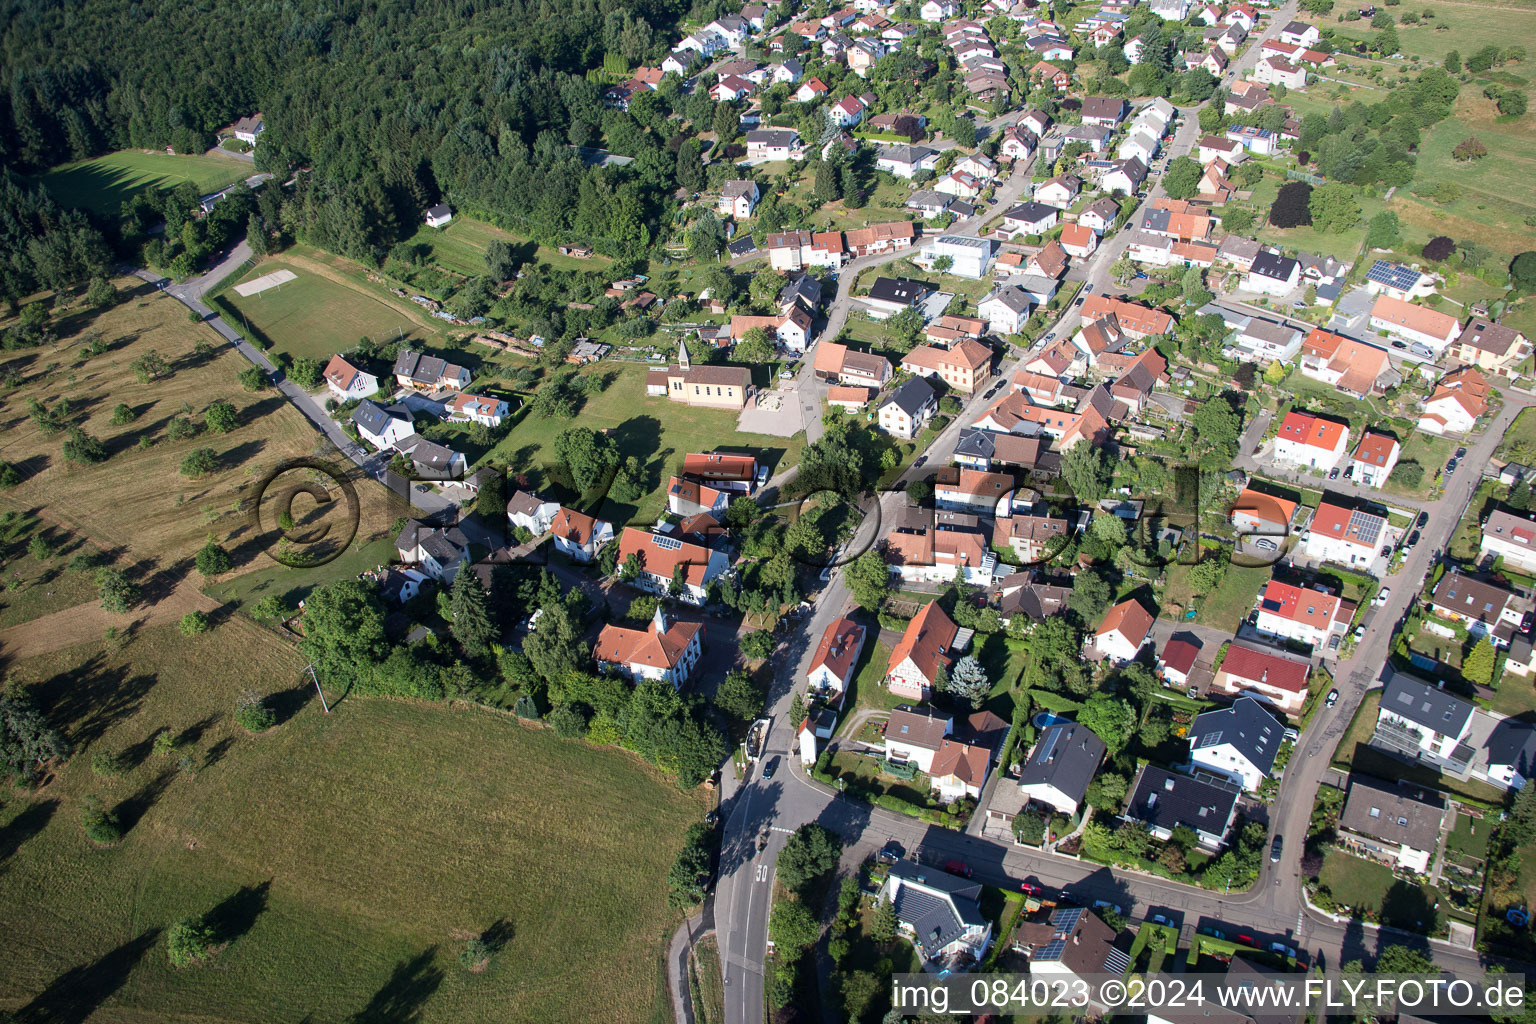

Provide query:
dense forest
left=0, top=0, right=752, bottom=295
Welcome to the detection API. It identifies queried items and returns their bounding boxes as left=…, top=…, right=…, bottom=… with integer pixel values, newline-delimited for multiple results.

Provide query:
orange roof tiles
left=1097, top=598, right=1154, bottom=646
left=887, top=601, right=958, bottom=687
left=1278, top=410, right=1347, bottom=452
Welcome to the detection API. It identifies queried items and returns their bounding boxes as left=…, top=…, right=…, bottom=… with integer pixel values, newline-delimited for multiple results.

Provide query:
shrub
left=0, top=462, right=18, bottom=487
left=91, top=749, right=126, bottom=777
left=179, top=611, right=210, bottom=635
left=180, top=448, right=219, bottom=477
left=204, top=400, right=238, bottom=434
left=460, top=937, right=493, bottom=971
left=234, top=694, right=277, bottom=733
left=165, top=917, right=214, bottom=968
left=238, top=366, right=267, bottom=391
left=80, top=797, right=122, bottom=844
left=165, top=416, right=198, bottom=441
left=153, top=730, right=180, bottom=757
left=548, top=705, right=588, bottom=738
left=110, top=403, right=138, bottom=425
left=1422, top=236, right=1456, bottom=261
left=195, top=537, right=232, bottom=576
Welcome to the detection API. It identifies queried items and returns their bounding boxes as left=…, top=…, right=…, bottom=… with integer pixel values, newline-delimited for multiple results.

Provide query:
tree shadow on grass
left=16, top=928, right=161, bottom=1024
left=0, top=798, right=58, bottom=868
left=174, top=713, right=218, bottom=749
left=110, top=767, right=176, bottom=835
left=478, top=918, right=514, bottom=953
left=267, top=679, right=316, bottom=725
left=28, top=658, right=156, bottom=749
left=349, top=947, right=445, bottom=1024
left=204, top=880, right=270, bottom=947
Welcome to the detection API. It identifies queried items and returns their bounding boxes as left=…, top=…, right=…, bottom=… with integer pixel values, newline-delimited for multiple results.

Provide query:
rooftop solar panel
left=1349, top=509, right=1383, bottom=545
left=1367, top=260, right=1421, bottom=291
left=1039, top=939, right=1067, bottom=960
left=652, top=535, right=683, bottom=550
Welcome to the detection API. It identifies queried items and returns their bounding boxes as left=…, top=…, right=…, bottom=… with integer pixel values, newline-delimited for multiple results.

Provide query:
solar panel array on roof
left=1348, top=509, right=1382, bottom=546
left=1039, top=938, right=1067, bottom=960
left=1052, top=906, right=1084, bottom=933
left=652, top=535, right=683, bottom=550
left=1367, top=260, right=1422, bottom=291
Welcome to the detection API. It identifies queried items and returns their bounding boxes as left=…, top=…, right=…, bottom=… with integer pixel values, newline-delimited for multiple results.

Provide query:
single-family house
left=876, top=144, right=940, bottom=178
left=1452, top=317, right=1531, bottom=376
left=1245, top=251, right=1301, bottom=296
left=1253, top=579, right=1353, bottom=649
left=507, top=490, right=560, bottom=535
left=595, top=605, right=703, bottom=689
left=550, top=506, right=614, bottom=563
left=1374, top=674, right=1476, bottom=775
left=447, top=392, right=511, bottom=427
left=352, top=400, right=415, bottom=451
left=1370, top=295, right=1462, bottom=355
left=1419, top=366, right=1490, bottom=435
left=1430, top=570, right=1531, bottom=649
left=1304, top=501, right=1388, bottom=569
left=1214, top=641, right=1312, bottom=717
left=395, top=519, right=470, bottom=582
left=1016, top=720, right=1107, bottom=816
left=719, top=180, right=761, bottom=219
left=394, top=349, right=471, bottom=391
left=1349, top=432, right=1400, bottom=488
left=745, top=129, right=805, bottom=161
left=902, top=338, right=994, bottom=394
left=425, top=203, right=453, bottom=228
left=1481, top=508, right=1536, bottom=573
left=1157, top=637, right=1202, bottom=688
left=807, top=617, right=867, bottom=707
left=1336, top=774, right=1447, bottom=874
left=1090, top=598, right=1154, bottom=664
left=1059, top=223, right=1098, bottom=259
left=1188, top=697, right=1283, bottom=792
left=880, top=860, right=992, bottom=968
left=1125, top=765, right=1240, bottom=848
left=978, top=286, right=1034, bottom=336
left=613, top=527, right=731, bottom=605
left=323, top=355, right=379, bottom=402
left=1000, top=201, right=1060, bottom=239
left=885, top=601, right=958, bottom=700
left=1273, top=409, right=1349, bottom=470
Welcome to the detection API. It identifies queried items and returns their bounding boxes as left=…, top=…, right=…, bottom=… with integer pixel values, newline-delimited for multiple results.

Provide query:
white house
left=232, top=114, right=264, bottom=145
left=884, top=706, right=953, bottom=773
left=1420, top=367, right=1490, bottom=435
left=1349, top=432, right=1401, bottom=488
left=978, top=286, right=1034, bottom=336
left=1253, top=579, right=1352, bottom=649
left=807, top=617, right=867, bottom=708
left=594, top=605, right=703, bottom=689
left=1278, top=19, right=1320, bottom=46
left=550, top=506, right=614, bottom=563
left=999, top=201, right=1059, bottom=238
left=1188, top=697, right=1283, bottom=792
left=1304, top=501, right=1387, bottom=569
left=351, top=400, right=414, bottom=451
left=885, top=601, right=958, bottom=701
left=395, top=519, right=469, bottom=582
left=1337, top=774, right=1446, bottom=874
left=916, top=235, right=993, bottom=278
left=1370, top=295, right=1462, bottom=355
left=447, top=392, right=511, bottom=427
left=879, top=860, right=992, bottom=968
left=323, top=354, right=379, bottom=402
left=613, top=527, right=731, bottom=605
left=1272, top=409, right=1348, bottom=470
left=875, top=144, right=940, bottom=179
left=1033, top=175, right=1081, bottom=209
left=1254, top=54, right=1308, bottom=89
left=1374, top=674, right=1475, bottom=775
left=718, top=180, right=761, bottom=219
left=878, top=377, right=937, bottom=439
left=1245, top=251, right=1301, bottom=296
left=1481, top=509, right=1536, bottom=573
left=508, top=490, right=561, bottom=535
left=425, top=203, right=453, bottom=229
left=1214, top=642, right=1311, bottom=718
left=798, top=708, right=839, bottom=766
left=920, top=0, right=959, bottom=20
left=745, top=129, right=805, bottom=161
left=1016, top=721, right=1106, bottom=816
left=1090, top=598, right=1154, bottom=664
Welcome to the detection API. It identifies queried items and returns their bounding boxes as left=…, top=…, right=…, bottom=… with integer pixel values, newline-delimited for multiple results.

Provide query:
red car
left=1236, top=933, right=1255, bottom=946
left=1019, top=881, right=1043, bottom=895
left=944, top=859, right=973, bottom=878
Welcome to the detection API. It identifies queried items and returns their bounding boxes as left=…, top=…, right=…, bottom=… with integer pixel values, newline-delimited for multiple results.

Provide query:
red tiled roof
left=1096, top=598, right=1154, bottom=645
left=887, top=601, right=958, bottom=687
left=1278, top=410, right=1346, bottom=453
left=809, top=617, right=866, bottom=683
left=1160, top=638, right=1201, bottom=675
left=1220, top=644, right=1310, bottom=694
left=595, top=615, right=701, bottom=671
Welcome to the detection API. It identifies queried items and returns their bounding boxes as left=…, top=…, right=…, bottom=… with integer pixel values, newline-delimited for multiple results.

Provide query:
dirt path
left=0, top=581, right=221, bottom=660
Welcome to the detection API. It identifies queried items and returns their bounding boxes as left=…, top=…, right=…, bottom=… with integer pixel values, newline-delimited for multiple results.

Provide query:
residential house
left=1079, top=294, right=1175, bottom=340
left=1157, top=637, right=1202, bottom=688
left=807, top=617, right=867, bottom=707
left=1370, top=295, right=1462, bottom=356
left=1013, top=908, right=1126, bottom=986
left=550, top=507, right=614, bottom=563
left=935, top=468, right=1013, bottom=514
left=814, top=342, right=894, bottom=389
left=1080, top=96, right=1130, bottom=127
left=400, top=437, right=466, bottom=481
left=719, top=180, right=761, bottom=219
left=1374, top=673, right=1477, bottom=775
left=425, top=203, right=453, bottom=228
left=1188, top=697, right=1283, bottom=792
left=1336, top=774, right=1447, bottom=874
left=1150, top=0, right=1192, bottom=18
left=1304, top=501, right=1388, bottom=569
left=613, top=526, right=731, bottom=605
left=878, top=377, right=938, bottom=439
left=1214, top=641, right=1312, bottom=717
left=916, top=235, right=993, bottom=278
left=1278, top=20, right=1320, bottom=46
left=1485, top=719, right=1536, bottom=790
left=997, top=570, right=1073, bottom=622
left=935, top=169, right=983, bottom=200
left=1481, top=508, right=1536, bottom=573
left=1419, top=366, right=1490, bottom=434
left=884, top=507, right=998, bottom=586
left=395, top=519, right=470, bottom=582
left=993, top=512, right=1070, bottom=563
left=1117, top=128, right=1160, bottom=166
left=1298, top=329, right=1394, bottom=398
left=1253, top=579, right=1354, bottom=649
left=1090, top=598, right=1155, bottom=664
left=798, top=707, right=839, bottom=766
left=880, top=860, right=993, bottom=969
left=1197, top=135, right=1246, bottom=165
left=1273, top=409, right=1349, bottom=470
left=712, top=75, right=754, bottom=102
left=447, top=392, right=511, bottom=427
left=845, top=221, right=916, bottom=258
left=1016, top=721, right=1107, bottom=816
left=352, top=400, right=415, bottom=451
left=1349, top=432, right=1400, bottom=488
left=973, top=391, right=1109, bottom=449
left=744, top=128, right=805, bottom=161
left=885, top=601, right=959, bottom=700
left=1000, top=125, right=1038, bottom=162
left=1125, top=764, right=1240, bottom=848
left=667, top=476, right=732, bottom=518
left=920, top=0, right=958, bottom=19
left=1060, top=223, right=1099, bottom=259
left=232, top=114, right=264, bottom=145
left=1026, top=240, right=1070, bottom=280
left=902, top=337, right=994, bottom=394
left=1452, top=317, right=1531, bottom=376
left=1195, top=47, right=1229, bottom=75
left=323, top=355, right=379, bottom=402
left=795, top=77, right=830, bottom=102
left=1254, top=54, right=1307, bottom=88
left=1034, top=174, right=1082, bottom=209
left=1229, top=487, right=1298, bottom=539
left=394, top=349, right=471, bottom=391
left=1102, top=157, right=1148, bottom=196
left=595, top=605, right=703, bottom=689
left=1245, top=251, right=1301, bottom=297
left=862, top=276, right=932, bottom=319
left=508, top=491, right=561, bottom=535
left=1108, top=347, right=1167, bottom=418
left=1364, top=259, right=1435, bottom=301
left=1000, top=201, right=1060, bottom=239
left=1079, top=197, right=1120, bottom=235
left=1430, top=570, right=1531, bottom=648
left=1225, top=317, right=1302, bottom=364
left=979, top=286, right=1035, bottom=336
left=826, top=93, right=869, bottom=126
left=876, top=144, right=940, bottom=178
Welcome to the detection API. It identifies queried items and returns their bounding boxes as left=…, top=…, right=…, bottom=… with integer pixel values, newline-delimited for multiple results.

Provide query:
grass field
left=0, top=621, right=702, bottom=1024
left=0, top=278, right=399, bottom=589
left=1319, top=850, right=1443, bottom=932
left=38, top=150, right=251, bottom=217
left=407, top=217, right=613, bottom=276
left=219, top=253, right=438, bottom=363
left=487, top=361, right=804, bottom=526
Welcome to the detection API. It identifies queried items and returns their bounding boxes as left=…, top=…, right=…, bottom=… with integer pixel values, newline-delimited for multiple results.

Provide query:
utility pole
left=305, top=663, right=331, bottom=713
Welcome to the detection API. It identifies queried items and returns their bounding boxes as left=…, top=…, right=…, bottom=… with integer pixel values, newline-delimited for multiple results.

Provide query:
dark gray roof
left=1112, top=156, right=1147, bottom=183
left=999, top=578, right=1071, bottom=620
left=867, top=277, right=931, bottom=306
left=1250, top=251, right=1299, bottom=282
left=878, top=144, right=937, bottom=164
left=1018, top=721, right=1107, bottom=803
left=1339, top=773, right=1445, bottom=852
left=1140, top=206, right=1172, bottom=233
left=1486, top=718, right=1536, bottom=775
left=352, top=399, right=409, bottom=436
left=882, top=377, right=936, bottom=417
left=887, top=860, right=987, bottom=957
left=954, top=428, right=996, bottom=460
left=906, top=189, right=955, bottom=210
left=1380, top=675, right=1473, bottom=736
left=410, top=440, right=463, bottom=479
left=1189, top=696, right=1282, bottom=773
left=426, top=203, right=451, bottom=219
left=1126, top=765, right=1240, bottom=837
left=1004, top=201, right=1058, bottom=224
left=778, top=272, right=822, bottom=310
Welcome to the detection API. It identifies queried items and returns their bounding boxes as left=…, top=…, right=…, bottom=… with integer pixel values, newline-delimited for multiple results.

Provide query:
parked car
left=1074, top=296, right=1085, bottom=306
left=1447, top=459, right=1458, bottom=475
left=1418, top=511, right=1430, bottom=528
left=914, top=455, right=928, bottom=468
left=1152, top=913, right=1173, bottom=926
left=1373, top=587, right=1391, bottom=607
left=1271, top=942, right=1298, bottom=958
left=1328, top=467, right=1339, bottom=480
left=1326, top=688, right=1340, bottom=707
left=877, top=841, right=903, bottom=864
left=1456, top=447, right=1467, bottom=459
left=944, top=859, right=973, bottom=878
left=1236, top=933, right=1255, bottom=946
left=1019, top=880, right=1043, bottom=895
left=1043, top=331, right=1056, bottom=342
left=1329, top=634, right=1341, bottom=650
left=779, top=370, right=794, bottom=379
left=761, top=757, right=777, bottom=779
left=1391, top=340, right=1407, bottom=349
left=1352, top=625, right=1365, bottom=641
left=1407, top=530, right=1420, bottom=547
left=1254, top=538, right=1278, bottom=551
left=1270, top=836, right=1283, bottom=863
left=1201, top=926, right=1227, bottom=940
left=1094, top=899, right=1123, bottom=915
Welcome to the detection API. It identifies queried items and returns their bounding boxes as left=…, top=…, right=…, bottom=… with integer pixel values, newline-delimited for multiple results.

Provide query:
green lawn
left=1330, top=691, right=1508, bottom=807
left=1199, top=564, right=1272, bottom=633
left=204, top=535, right=401, bottom=616
left=487, top=361, right=804, bottom=527
left=218, top=256, right=436, bottom=363
left=1382, top=433, right=1453, bottom=502
left=1318, top=850, right=1443, bottom=933
left=1246, top=173, right=1385, bottom=262
left=37, top=149, right=251, bottom=216
left=1447, top=809, right=1492, bottom=861
left=0, top=621, right=701, bottom=1024
left=838, top=641, right=909, bottom=732
left=406, top=216, right=613, bottom=276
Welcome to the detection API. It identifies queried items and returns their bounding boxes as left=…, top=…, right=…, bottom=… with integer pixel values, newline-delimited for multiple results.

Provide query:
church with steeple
left=643, top=337, right=753, bottom=409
